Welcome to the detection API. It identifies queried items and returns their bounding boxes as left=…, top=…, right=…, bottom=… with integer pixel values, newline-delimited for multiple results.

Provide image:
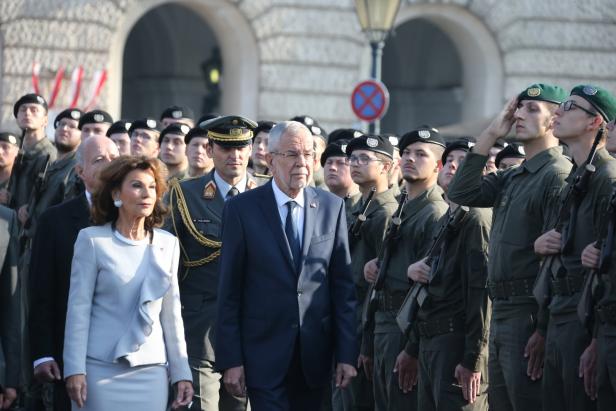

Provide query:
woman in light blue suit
left=63, top=156, right=193, bottom=410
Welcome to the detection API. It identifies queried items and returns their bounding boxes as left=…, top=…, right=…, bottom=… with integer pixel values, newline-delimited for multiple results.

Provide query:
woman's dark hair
left=91, top=156, right=168, bottom=230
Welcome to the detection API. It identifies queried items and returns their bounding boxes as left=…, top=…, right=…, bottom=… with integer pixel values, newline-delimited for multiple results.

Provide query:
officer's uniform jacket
left=166, top=169, right=257, bottom=362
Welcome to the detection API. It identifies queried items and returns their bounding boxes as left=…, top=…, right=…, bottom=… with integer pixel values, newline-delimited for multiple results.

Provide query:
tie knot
left=227, top=186, right=239, bottom=198
left=286, top=200, right=297, bottom=212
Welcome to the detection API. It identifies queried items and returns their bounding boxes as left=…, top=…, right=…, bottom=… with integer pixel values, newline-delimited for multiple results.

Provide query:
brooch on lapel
left=310, top=201, right=317, bottom=208
left=203, top=181, right=216, bottom=200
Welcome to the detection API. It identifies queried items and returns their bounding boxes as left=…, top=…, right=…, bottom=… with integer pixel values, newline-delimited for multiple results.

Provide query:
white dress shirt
left=214, top=171, right=247, bottom=200
left=271, top=179, right=305, bottom=248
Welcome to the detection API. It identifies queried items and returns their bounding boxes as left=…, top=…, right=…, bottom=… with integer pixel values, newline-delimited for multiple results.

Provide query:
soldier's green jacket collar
left=519, top=145, right=565, bottom=174
left=352, top=186, right=397, bottom=216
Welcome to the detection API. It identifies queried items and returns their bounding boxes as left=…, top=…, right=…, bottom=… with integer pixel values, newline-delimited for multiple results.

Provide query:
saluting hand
left=223, top=366, right=246, bottom=397
left=454, top=364, right=481, bottom=404
left=579, top=339, right=598, bottom=400
left=581, top=242, right=600, bottom=269
left=364, top=258, right=379, bottom=284
left=407, top=258, right=430, bottom=284
left=474, top=97, right=518, bottom=155
left=172, top=380, right=194, bottom=409
left=66, top=374, right=87, bottom=408
left=534, top=229, right=562, bottom=256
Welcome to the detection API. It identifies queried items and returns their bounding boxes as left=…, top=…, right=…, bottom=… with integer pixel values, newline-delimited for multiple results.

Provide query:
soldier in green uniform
left=291, top=115, right=328, bottom=189
left=106, top=120, right=132, bottom=156
left=166, top=115, right=257, bottom=411
left=332, top=134, right=398, bottom=411
left=533, top=85, right=616, bottom=411
left=321, top=139, right=359, bottom=223
left=383, top=133, right=402, bottom=199
left=78, top=109, right=113, bottom=139
left=250, top=121, right=274, bottom=186
left=185, top=127, right=214, bottom=179
left=363, top=127, right=449, bottom=411
left=161, top=105, right=196, bottom=128
left=447, top=84, right=573, bottom=411
left=0, top=133, right=20, bottom=206
left=129, top=118, right=161, bottom=159
left=160, top=123, right=190, bottom=181
left=406, top=139, right=491, bottom=411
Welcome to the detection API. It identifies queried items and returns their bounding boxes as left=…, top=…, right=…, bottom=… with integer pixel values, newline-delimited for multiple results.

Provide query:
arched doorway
left=121, top=3, right=219, bottom=119
left=108, top=0, right=259, bottom=121
left=381, top=18, right=463, bottom=134
left=379, top=4, right=503, bottom=136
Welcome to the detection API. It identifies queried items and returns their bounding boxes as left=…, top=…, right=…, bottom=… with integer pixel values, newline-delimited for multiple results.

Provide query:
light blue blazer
left=63, top=224, right=191, bottom=384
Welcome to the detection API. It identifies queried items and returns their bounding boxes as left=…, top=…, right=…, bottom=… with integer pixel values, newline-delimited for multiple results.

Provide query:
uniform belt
left=376, top=291, right=407, bottom=312
left=550, top=275, right=585, bottom=296
left=417, top=316, right=465, bottom=338
left=596, top=303, right=616, bottom=325
left=488, top=277, right=535, bottom=300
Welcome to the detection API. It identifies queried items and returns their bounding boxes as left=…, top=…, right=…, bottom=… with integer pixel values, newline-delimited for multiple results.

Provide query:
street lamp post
left=354, top=0, right=401, bottom=134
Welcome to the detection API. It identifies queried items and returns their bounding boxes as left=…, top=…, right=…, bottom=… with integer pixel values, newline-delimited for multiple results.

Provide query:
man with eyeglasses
left=363, top=127, right=449, bottom=411
left=129, top=118, right=161, bottom=158
left=534, top=85, right=616, bottom=411
left=447, top=83, right=572, bottom=411
left=166, top=116, right=256, bottom=411
left=331, top=135, right=398, bottom=411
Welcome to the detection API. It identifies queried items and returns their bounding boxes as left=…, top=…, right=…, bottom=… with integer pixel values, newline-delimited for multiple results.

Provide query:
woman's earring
left=113, top=199, right=123, bottom=208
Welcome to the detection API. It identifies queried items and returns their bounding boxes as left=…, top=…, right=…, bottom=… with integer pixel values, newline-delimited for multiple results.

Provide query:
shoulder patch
left=203, top=180, right=216, bottom=199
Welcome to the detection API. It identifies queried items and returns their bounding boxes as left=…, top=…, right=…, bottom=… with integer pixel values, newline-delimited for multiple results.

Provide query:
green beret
left=570, top=85, right=616, bottom=122
left=518, top=83, right=567, bottom=105
left=346, top=134, right=394, bottom=159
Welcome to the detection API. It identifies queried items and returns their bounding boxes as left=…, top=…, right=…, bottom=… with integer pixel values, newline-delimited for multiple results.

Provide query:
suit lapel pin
left=203, top=181, right=216, bottom=200
left=310, top=201, right=317, bottom=208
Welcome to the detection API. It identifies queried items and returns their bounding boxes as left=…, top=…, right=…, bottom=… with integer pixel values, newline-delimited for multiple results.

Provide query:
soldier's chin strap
left=168, top=179, right=221, bottom=270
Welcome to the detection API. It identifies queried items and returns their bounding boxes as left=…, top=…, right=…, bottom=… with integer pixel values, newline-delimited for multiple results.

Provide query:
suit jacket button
left=297, top=290, right=303, bottom=297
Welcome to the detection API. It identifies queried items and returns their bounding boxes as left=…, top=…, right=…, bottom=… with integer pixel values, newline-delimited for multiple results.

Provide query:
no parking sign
left=351, top=79, right=390, bottom=122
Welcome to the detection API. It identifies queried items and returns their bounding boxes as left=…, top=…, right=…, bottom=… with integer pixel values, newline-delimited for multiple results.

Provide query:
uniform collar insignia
left=246, top=178, right=257, bottom=190
left=203, top=180, right=217, bottom=199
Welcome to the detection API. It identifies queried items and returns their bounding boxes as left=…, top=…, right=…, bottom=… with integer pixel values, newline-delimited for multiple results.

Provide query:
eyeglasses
left=560, top=100, right=598, bottom=117
left=271, top=151, right=315, bottom=161
left=348, top=154, right=382, bottom=166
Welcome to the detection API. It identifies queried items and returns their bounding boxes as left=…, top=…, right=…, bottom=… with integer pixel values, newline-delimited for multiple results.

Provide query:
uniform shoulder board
left=253, top=172, right=272, bottom=179
left=203, top=180, right=217, bottom=199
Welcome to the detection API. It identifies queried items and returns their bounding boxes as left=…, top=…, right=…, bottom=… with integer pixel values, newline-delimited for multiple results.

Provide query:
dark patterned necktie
left=285, top=200, right=301, bottom=272
left=226, top=186, right=239, bottom=200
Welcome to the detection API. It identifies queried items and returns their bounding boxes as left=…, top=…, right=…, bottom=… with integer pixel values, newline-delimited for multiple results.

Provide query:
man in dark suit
left=28, top=135, right=119, bottom=410
left=216, top=120, right=358, bottom=410
left=0, top=205, right=20, bottom=409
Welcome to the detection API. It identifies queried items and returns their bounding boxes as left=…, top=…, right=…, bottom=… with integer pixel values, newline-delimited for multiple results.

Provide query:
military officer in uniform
left=0, top=133, right=20, bottom=205
left=495, top=143, right=526, bottom=170
left=363, top=127, right=449, bottom=411
left=166, top=115, right=257, bottom=411
left=161, top=105, right=196, bottom=128
left=533, top=85, right=616, bottom=410
left=160, top=123, right=190, bottom=181
left=406, top=138, right=491, bottom=411
left=129, top=118, right=162, bottom=158
left=250, top=121, right=275, bottom=186
left=8, top=94, right=57, bottom=223
left=106, top=120, right=132, bottom=156
left=78, top=109, right=113, bottom=139
left=447, top=84, right=573, bottom=411
left=334, top=135, right=398, bottom=411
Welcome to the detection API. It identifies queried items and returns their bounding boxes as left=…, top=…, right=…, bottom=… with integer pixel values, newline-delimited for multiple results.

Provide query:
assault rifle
left=578, top=184, right=616, bottom=330
left=533, top=127, right=604, bottom=307
left=19, top=153, right=51, bottom=251
left=348, top=187, right=376, bottom=248
left=361, top=189, right=407, bottom=334
left=396, top=205, right=469, bottom=336
left=5, top=129, right=26, bottom=205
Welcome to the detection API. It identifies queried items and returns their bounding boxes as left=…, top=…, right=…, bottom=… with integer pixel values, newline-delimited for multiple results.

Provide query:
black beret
left=205, top=115, right=257, bottom=147
left=346, top=134, right=394, bottom=159
left=160, top=105, right=195, bottom=121
left=320, top=139, right=350, bottom=167
left=128, top=118, right=162, bottom=134
left=290, top=115, right=327, bottom=141
left=495, top=143, right=525, bottom=169
left=197, top=113, right=221, bottom=128
left=185, top=127, right=209, bottom=144
left=382, top=133, right=400, bottom=150
left=54, top=108, right=83, bottom=129
left=328, top=128, right=364, bottom=144
left=570, top=85, right=616, bottom=122
left=441, top=138, right=474, bottom=165
left=398, top=126, right=445, bottom=152
left=106, top=120, right=132, bottom=136
left=79, top=110, right=113, bottom=129
left=13, top=93, right=48, bottom=117
left=254, top=121, right=275, bottom=138
left=0, top=132, right=20, bottom=147
left=160, top=123, right=191, bottom=145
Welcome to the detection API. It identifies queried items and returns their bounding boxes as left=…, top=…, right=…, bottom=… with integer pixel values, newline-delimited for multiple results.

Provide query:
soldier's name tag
left=193, top=218, right=211, bottom=224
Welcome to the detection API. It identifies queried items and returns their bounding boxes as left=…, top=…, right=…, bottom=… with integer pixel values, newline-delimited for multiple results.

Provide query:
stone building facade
left=0, top=0, right=615, bottom=136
